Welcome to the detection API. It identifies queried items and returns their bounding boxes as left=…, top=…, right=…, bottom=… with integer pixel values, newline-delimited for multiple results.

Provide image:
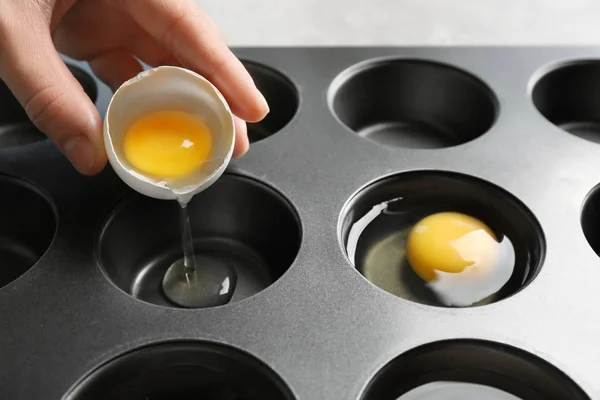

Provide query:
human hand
left=0, top=0, right=268, bottom=175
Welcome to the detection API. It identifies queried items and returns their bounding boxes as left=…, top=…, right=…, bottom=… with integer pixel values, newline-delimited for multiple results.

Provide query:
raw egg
left=406, top=211, right=515, bottom=306
left=122, top=110, right=213, bottom=180
left=103, top=66, right=235, bottom=203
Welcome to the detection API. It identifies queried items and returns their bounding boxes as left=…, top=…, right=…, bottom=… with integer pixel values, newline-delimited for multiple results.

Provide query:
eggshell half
left=103, top=66, right=235, bottom=201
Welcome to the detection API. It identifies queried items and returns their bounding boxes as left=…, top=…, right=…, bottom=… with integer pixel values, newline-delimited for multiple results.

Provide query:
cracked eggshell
left=103, top=66, right=235, bottom=201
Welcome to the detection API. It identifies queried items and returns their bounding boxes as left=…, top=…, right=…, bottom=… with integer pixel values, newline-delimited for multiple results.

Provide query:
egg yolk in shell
left=122, top=110, right=213, bottom=180
left=406, top=212, right=499, bottom=282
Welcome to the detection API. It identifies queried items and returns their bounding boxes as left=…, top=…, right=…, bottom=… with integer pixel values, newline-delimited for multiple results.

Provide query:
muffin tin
left=1, top=46, right=600, bottom=399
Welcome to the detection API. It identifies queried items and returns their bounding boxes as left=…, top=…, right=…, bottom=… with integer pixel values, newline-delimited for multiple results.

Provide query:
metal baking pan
left=1, top=46, right=599, bottom=400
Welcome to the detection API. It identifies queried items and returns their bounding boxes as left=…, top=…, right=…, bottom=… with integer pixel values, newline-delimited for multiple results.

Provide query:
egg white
left=426, top=229, right=515, bottom=307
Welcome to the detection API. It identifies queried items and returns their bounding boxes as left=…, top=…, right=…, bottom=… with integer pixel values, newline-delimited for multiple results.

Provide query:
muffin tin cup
left=338, top=170, right=545, bottom=308
left=0, top=174, right=57, bottom=289
left=328, top=58, right=498, bottom=149
left=1, top=48, right=600, bottom=399
left=63, top=341, right=296, bottom=399
left=96, top=173, right=302, bottom=308
left=361, top=339, right=590, bottom=400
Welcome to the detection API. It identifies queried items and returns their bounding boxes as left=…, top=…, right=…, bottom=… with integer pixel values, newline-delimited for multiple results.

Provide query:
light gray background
left=198, top=0, right=600, bottom=46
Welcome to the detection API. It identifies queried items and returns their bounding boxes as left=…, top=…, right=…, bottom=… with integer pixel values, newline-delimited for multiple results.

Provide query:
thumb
left=0, top=18, right=106, bottom=175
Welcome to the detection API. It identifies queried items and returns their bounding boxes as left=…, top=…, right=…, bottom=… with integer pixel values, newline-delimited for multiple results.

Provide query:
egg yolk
left=406, top=212, right=498, bottom=282
left=122, top=110, right=213, bottom=180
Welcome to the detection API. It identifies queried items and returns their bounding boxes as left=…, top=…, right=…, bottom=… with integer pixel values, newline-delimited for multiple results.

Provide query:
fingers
left=88, top=49, right=144, bottom=92
left=0, top=19, right=106, bottom=175
left=128, top=29, right=182, bottom=68
left=233, top=116, right=249, bottom=158
left=112, top=0, right=269, bottom=123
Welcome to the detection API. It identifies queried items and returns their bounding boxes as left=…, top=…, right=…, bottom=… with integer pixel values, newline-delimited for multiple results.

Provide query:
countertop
left=198, top=0, right=600, bottom=46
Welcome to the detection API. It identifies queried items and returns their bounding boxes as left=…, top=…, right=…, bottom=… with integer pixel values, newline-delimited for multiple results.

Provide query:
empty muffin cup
left=580, top=183, right=600, bottom=257
left=339, top=171, right=545, bottom=307
left=360, top=339, right=589, bottom=400
left=0, top=174, right=57, bottom=289
left=532, top=60, right=600, bottom=143
left=63, top=341, right=295, bottom=400
left=329, top=58, right=498, bottom=149
left=96, top=173, right=302, bottom=308
left=241, top=60, right=299, bottom=143
left=0, top=64, right=98, bottom=149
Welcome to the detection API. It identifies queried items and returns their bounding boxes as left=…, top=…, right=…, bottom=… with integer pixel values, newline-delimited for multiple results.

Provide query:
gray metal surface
left=1, top=46, right=600, bottom=399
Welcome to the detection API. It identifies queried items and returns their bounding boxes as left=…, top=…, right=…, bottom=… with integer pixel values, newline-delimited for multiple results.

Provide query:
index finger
left=111, top=0, right=269, bottom=122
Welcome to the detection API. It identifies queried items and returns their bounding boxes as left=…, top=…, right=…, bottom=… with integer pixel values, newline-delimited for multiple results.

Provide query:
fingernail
left=63, top=135, right=97, bottom=175
left=234, top=135, right=250, bottom=158
left=257, top=90, right=270, bottom=116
